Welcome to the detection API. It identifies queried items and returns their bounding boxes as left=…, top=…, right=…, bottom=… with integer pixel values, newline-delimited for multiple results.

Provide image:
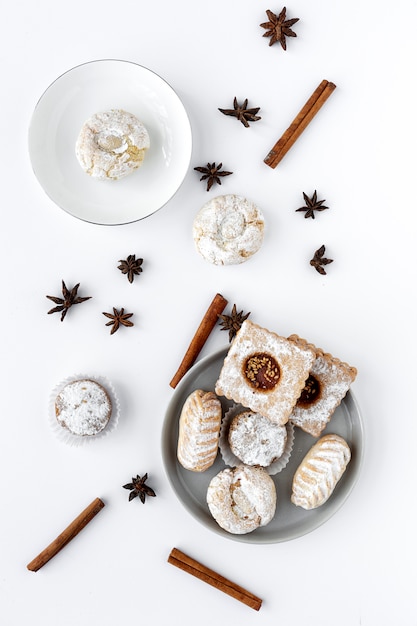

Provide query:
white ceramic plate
left=162, top=347, right=365, bottom=544
left=28, top=59, right=192, bottom=225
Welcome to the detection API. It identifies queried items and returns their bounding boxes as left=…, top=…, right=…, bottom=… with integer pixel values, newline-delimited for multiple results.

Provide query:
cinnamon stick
left=27, top=497, right=105, bottom=572
left=168, top=548, right=262, bottom=611
left=264, top=79, right=336, bottom=168
left=169, top=293, right=228, bottom=389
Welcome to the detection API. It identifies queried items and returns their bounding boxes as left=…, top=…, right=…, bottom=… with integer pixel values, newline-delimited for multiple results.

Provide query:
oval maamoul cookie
left=75, top=109, right=150, bottom=180
left=177, top=389, right=222, bottom=472
left=207, top=465, right=277, bottom=534
left=291, top=433, right=351, bottom=510
left=192, top=194, right=264, bottom=265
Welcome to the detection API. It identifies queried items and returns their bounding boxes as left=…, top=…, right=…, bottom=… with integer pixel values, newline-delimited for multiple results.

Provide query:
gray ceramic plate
left=162, top=347, right=364, bottom=544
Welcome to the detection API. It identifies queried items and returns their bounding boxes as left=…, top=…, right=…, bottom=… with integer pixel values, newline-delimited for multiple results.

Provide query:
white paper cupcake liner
left=219, top=404, right=294, bottom=475
left=48, top=373, right=120, bottom=447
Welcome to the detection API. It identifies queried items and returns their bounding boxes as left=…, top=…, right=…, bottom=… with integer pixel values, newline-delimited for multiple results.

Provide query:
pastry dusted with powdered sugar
left=215, top=320, right=315, bottom=425
left=192, top=194, right=264, bottom=265
left=288, top=334, right=357, bottom=437
left=291, top=434, right=351, bottom=510
left=228, top=410, right=287, bottom=467
left=207, top=465, right=276, bottom=534
left=55, top=379, right=112, bottom=436
left=177, top=389, right=222, bottom=472
left=76, top=109, right=150, bottom=180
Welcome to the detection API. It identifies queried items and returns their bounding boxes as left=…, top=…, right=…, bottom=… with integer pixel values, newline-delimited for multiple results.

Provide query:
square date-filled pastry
left=215, top=320, right=315, bottom=425
left=288, top=334, right=357, bottom=437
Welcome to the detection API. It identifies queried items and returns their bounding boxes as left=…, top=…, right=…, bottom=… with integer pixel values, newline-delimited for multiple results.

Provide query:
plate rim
left=161, top=345, right=365, bottom=544
left=28, top=58, right=193, bottom=226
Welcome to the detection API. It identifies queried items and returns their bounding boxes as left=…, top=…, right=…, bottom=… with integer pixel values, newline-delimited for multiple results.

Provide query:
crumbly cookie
left=288, top=334, right=357, bottom=437
left=55, top=379, right=112, bottom=436
left=192, top=194, right=264, bottom=265
left=207, top=465, right=277, bottom=534
left=75, top=109, right=150, bottom=180
left=228, top=410, right=287, bottom=467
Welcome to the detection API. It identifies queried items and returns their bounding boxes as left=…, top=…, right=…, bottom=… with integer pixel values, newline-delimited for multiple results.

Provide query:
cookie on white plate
left=75, top=109, right=150, bottom=180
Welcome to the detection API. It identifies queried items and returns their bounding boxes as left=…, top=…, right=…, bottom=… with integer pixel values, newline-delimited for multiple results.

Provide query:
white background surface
left=1, top=1, right=416, bottom=624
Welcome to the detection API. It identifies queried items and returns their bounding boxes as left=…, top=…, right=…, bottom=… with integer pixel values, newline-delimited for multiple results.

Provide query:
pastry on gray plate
left=291, top=434, right=351, bottom=510
left=207, top=465, right=276, bottom=534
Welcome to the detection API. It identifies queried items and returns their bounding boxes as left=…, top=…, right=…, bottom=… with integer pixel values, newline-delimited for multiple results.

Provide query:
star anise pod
left=123, top=473, right=156, bottom=503
left=260, top=7, right=299, bottom=50
left=194, top=162, right=233, bottom=191
left=310, top=245, right=333, bottom=275
left=46, top=280, right=91, bottom=321
left=117, top=254, right=143, bottom=283
left=218, top=304, right=251, bottom=342
left=218, top=97, right=261, bottom=128
left=296, top=191, right=329, bottom=219
left=102, top=307, right=134, bottom=334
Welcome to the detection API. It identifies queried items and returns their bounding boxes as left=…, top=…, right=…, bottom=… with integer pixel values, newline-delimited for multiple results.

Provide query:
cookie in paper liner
left=219, top=404, right=294, bottom=474
left=49, top=374, right=120, bottom=446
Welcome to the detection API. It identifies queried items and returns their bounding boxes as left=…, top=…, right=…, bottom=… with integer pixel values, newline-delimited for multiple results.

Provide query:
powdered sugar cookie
left=49, top=374, right=120, bottom=446
left=288, top=334, right=357, bottom=437
left=177, top=389, right=222, bottom=472
left=75, top=109, right=150, bottom=180
left=192, top=194, right=264, bottom=265
left=55, top=379, right=112, bottom=436
left=207, top=465, right=276, bottom=534
left=219, top=404, right=295, bottom=474
left=215, top=320, right=315, bottom=425
left=291, top=434, right=351, bottom=509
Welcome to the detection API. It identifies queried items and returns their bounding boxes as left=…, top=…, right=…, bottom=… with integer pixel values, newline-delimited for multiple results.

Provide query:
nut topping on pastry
left=243, top=353, right=280, bottom=391
left=296, top=374, right=321, bottom=407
